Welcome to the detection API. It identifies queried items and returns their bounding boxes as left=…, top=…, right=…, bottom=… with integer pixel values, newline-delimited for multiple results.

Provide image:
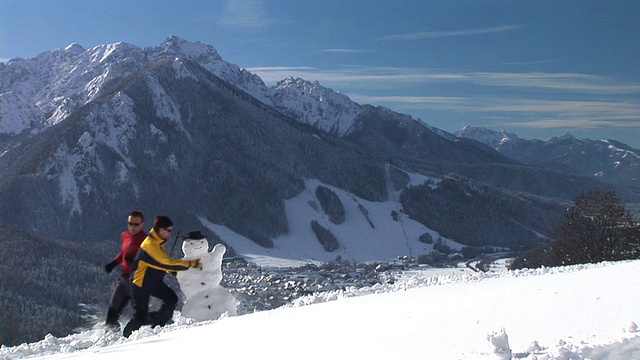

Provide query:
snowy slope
left=3, top=259, right=640, bottom=359
left=198, top=178, right=457, bottom=266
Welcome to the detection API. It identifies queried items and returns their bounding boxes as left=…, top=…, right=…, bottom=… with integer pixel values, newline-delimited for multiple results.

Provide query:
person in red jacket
left=104, top=210, right=148, bottom=328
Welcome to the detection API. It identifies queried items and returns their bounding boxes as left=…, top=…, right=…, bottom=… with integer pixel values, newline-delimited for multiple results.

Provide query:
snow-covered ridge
left=604, top=139, right=640, bottom=160
left=455, top=124, right=522, bottom=148
left=0, top=40, right=145, bottom=133
left=455, top=125, right=640, bottom=187
left=271, top=77, right=361, bottom=136
left=0, top=36, right=362, bottom=137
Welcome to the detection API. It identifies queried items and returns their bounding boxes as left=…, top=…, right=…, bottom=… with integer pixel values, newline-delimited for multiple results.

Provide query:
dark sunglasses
left=164, top=227, right=173, bottom=233
left=128, top=222, right=142, bottom=227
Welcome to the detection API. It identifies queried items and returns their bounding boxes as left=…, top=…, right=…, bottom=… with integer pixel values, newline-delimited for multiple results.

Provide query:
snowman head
left=182, top=231, right=209, bottom=258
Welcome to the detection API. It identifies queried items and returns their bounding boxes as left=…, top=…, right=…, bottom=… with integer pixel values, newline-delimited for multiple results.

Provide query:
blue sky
left=2, top=0, right=639, bottom=147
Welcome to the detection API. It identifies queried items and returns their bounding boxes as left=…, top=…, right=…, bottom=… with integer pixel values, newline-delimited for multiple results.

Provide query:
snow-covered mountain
left=456, top=125, right=640, bottom=189
left=2, top=36, right=639, bottom=251
left=0, top=46, right=430, bottom=251
left=0, top=36, right=359, bottom=138
left=0, top=41, right=144, bottom=133
left=3, top=258, right=640, bottom=359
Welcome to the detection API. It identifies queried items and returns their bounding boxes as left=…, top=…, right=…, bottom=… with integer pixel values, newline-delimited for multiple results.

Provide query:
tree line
left=510, top=191, right=640, bottom=269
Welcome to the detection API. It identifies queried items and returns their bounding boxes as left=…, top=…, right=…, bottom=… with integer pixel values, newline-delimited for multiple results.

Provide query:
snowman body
left=177, top=238, right=237, bottom=321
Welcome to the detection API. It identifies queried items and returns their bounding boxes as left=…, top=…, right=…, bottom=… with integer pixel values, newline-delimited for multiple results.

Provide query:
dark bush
left=511, top=191, right=640, bottom=269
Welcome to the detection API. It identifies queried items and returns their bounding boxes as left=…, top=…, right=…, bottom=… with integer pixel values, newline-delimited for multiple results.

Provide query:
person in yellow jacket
left=123, top=215, right=201, bottom=338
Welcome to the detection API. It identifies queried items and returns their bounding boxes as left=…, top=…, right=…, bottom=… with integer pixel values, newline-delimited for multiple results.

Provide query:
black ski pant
left=107, top=274, right=131, bottom=315
left=123, top=279, right=178, bottom=337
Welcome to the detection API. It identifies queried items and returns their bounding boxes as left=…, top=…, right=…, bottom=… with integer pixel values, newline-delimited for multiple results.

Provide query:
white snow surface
left=3, top=259, right=640, bottom=359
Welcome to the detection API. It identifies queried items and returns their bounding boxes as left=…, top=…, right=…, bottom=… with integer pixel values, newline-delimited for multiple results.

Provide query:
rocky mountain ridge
left=456, top=125, right=640, bottom=189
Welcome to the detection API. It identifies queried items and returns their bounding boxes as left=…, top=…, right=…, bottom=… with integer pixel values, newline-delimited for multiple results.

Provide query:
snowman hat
left=183, top=231, right=208, bottom=240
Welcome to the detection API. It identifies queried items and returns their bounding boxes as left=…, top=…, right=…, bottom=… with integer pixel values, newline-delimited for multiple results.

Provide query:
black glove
left=104, top=260, right=118, bottom=273
left=191, top=259, right=203, bottom=270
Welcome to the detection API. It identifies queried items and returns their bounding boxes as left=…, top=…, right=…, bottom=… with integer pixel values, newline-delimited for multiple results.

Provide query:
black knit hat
left=153, top=215, right=173, bottom=231
left=183, top=231, right=207, bottom=240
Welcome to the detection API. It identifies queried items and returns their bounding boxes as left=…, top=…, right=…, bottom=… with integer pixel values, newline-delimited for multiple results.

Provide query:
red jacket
left=113, top=230, right=148, bottom=276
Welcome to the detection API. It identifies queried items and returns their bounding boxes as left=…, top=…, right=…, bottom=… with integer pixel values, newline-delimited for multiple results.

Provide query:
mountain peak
left=271, top=76, right=361, bottom=136
left=547, top=132, right=580, bottom=145
left=559, top=132, right=575, bottom=140
left=274, top=77, right=321, bottom=92
left=154, top=35, right=222, bottom=63
left=455, top=125, right=521, bottom=149
left=63, top=43, right=85, bottom=54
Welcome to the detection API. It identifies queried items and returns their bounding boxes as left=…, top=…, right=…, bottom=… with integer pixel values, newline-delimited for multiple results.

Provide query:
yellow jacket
left=130, top=228, right=197, bottom=291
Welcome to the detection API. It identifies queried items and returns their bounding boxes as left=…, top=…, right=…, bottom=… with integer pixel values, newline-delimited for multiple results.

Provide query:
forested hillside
left=400, top=176, right=568, bottom=250
left=0, top=227, right=113, bottom=346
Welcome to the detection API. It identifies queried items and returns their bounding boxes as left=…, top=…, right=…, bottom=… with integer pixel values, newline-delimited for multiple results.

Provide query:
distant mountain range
left=1, top=36, right=639, bottom=255
left=455, top=125, right=640, bottom=189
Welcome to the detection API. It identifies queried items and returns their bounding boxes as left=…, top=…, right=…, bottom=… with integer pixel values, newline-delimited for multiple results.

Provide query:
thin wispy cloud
left=468, top=72, right=640, bottom=94
left=249, top=66, right=316, bottom=72
left=248, top=65, right=465, bottom=86
left=320, top=49, right=372, bottom=54
left=379, top=24, right=523, bottom=41
left=351, top=92, right=640, bottom=131
left=392, top=97, right=640, bottom=130
left=217, top=0, right=276, bottom=29
left=465, top=98, right=640, bottom=130
left=503, top=117, right=640, bottom=130
left=349, top=94, right=467, bottom=105
left=478, top=99, right=640, bottom=115
left=498, top=59, right=563, bottom=66
left=341, top=95, right=640, bottom=132
left=249, top=66, right=640, bottom=95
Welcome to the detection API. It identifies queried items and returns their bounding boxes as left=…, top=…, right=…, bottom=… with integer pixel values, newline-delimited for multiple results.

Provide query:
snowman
left=177, top=231, right=237, bottom=321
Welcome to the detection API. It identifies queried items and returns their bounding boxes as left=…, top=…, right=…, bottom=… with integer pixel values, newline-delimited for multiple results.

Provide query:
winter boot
left=157, top=303, right=176, bottom=326
left=123, top=318, right=143, bottom=338
left=146, top=311, right=162, bottom=326
left=105, top=308, right=120, bottom=329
